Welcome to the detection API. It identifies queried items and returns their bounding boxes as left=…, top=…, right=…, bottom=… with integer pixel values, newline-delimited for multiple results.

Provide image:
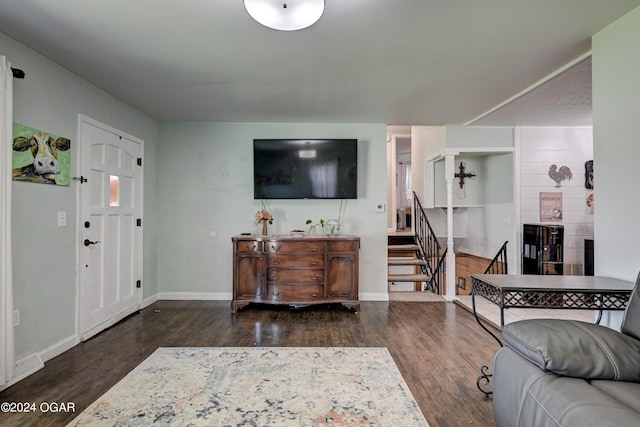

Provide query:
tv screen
left=254, top=139, right=358, bottom=199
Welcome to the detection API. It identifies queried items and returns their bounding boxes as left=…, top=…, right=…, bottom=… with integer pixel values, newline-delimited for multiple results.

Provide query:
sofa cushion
left=591, top=380, right=640, bottom=414
left=621, top=273, right=640, bottom=341
left=494, top=348, right=640, bottom=427
left=502, top=319, right=640, bottom=381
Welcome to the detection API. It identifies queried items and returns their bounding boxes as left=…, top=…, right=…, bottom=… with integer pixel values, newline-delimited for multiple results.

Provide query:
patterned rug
left=67, top=347, right=429, bottom=426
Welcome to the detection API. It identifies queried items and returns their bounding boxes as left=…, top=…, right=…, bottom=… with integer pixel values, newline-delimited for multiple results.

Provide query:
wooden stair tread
left=388, top=244, right=420, bottom=251
left=388, top=274, right=432, bottom=282
left=388, top=258, right=427, bottom=266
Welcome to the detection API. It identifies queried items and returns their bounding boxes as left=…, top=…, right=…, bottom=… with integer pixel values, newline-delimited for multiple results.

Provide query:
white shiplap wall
left=519, top=127, right=594, bottom=271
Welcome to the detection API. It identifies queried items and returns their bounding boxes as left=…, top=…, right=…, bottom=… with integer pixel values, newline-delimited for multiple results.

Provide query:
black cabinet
left=522, top=224, right=564, bottom=275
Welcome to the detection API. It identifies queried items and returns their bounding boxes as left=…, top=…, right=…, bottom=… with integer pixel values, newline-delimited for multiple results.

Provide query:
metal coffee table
left=470, top=274, right=634, bottom=397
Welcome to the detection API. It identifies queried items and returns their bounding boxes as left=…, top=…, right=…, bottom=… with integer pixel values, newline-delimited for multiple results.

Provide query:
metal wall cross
left=455, top=162, right=476, bottom=188
left=454, top=161, right=476, bottom=199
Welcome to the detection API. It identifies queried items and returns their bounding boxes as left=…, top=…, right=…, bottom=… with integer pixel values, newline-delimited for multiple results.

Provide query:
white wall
left=446, top=125, right=514, bottom=149
left=593, top=7, right=640, bottom=284
left=411, top=126, right=446, bottom=201
left=157, top=122, right=389, bottom=301
left=1, top=32, right=160, bottom=360
left=519, top=127, right=594, bottom=272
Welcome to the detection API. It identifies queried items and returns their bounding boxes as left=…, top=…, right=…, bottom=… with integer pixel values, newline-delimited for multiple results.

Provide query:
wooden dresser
left=232, top=235, right=360, bottom=313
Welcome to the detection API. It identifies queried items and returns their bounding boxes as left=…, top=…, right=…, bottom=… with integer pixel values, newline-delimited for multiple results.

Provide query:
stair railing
left=413, top=191, right=446, bottom=294
left=484, top=241, right=508, bottom=274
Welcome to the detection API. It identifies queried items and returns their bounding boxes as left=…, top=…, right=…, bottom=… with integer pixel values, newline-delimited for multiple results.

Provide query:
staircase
left=388, top=235, right=432, bottom=289
left=387, top=193, right=447, bottom=294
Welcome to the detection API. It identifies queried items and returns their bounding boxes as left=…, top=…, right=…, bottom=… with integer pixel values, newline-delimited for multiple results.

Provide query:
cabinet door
left=326, top=254, right=356, bottom=299
left=235, top=254, right=264, bottom=299
left=522, top=224, right=540, bottom=274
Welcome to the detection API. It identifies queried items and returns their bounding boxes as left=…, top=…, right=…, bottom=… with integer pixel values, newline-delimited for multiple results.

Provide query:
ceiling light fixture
left=243, top=0, right=325, bottom=31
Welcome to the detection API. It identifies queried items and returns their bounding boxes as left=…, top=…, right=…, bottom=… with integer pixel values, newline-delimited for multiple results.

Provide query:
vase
left=326, top=219, right=340, bottom=235
left=261, top=220, right=268, bottom=236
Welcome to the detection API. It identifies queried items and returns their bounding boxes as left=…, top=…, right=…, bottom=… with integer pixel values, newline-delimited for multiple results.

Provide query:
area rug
left=67, top=347, right=429, bottom=426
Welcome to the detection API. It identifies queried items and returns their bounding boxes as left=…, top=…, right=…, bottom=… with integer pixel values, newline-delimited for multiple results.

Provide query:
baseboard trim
left=0, top=352, right=44, bottom=392
left=142, top=293, right=159, bottom=309
left=156, top=292, right=233, bottom=301
left=39, top=334, right=77, bottom=364
left=359, top=293, right=390, bottom=301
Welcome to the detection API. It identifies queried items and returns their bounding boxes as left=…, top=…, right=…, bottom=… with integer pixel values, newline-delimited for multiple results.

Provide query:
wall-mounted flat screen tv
left=254, top=139, right=358, bottom=199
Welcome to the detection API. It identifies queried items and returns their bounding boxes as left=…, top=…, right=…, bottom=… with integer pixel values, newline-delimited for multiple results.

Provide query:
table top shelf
left=471, top=274, right=634, bottom=292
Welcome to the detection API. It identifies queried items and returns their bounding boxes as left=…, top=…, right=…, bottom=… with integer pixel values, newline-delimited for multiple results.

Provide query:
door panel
left=327, top=254, right=355, bottom=298
left=78, top=117, right=143, bottom=341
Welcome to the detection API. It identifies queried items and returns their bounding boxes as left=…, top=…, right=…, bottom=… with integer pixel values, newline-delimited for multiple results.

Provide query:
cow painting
left=12, top=125, right=71, bottom=186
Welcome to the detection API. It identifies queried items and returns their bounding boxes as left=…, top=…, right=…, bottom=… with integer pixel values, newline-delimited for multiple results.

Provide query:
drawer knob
left=310, top=260, right=319, bottom=266
left=310, top=275, right=320, bottom=281
left=273, top=290, right=280, bottom=296
left=311, top=293, right=319, bottom=297
left=337, top=245, right=345, bottom=251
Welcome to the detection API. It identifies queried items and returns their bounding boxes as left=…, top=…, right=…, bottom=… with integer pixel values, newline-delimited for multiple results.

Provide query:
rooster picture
left=548, top=164, right=572, bottom=188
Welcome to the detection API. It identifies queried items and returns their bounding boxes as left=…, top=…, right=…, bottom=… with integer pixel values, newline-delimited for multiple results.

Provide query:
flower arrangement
left=255, top=208, right=273, bottom=224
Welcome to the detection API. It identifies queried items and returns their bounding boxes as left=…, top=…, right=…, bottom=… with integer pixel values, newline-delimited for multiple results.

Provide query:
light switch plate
left=57, top=211, right=67, bottom=227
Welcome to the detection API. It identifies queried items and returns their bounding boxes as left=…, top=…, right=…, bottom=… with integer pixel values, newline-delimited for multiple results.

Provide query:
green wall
left=157, top=122, right=389, bottom=299
left=1, top=32, right=160, bottom=360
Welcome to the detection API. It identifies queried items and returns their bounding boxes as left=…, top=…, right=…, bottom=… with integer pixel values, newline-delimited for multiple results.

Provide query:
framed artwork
left=540, top=192, right=563, bottom=222
left=12, top=122, right=71, bottom=186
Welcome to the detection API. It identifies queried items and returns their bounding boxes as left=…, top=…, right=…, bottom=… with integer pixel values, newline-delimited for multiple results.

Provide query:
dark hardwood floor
left=0, top=300, right=501, bottom=427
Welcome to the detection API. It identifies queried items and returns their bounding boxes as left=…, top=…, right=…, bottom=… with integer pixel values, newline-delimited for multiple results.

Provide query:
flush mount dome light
left=244, top=0, right=325, bottom=31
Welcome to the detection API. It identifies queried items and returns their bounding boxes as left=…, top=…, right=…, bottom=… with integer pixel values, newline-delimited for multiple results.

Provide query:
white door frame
left=75, top=114, right=144, bottom=343
left=388, top=133, right=411, bottom=232
left=0, top=56, right=15, bottom=388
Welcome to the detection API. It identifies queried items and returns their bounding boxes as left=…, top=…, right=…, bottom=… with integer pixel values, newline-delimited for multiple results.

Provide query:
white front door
left=78, top=116, right=143, bottom=341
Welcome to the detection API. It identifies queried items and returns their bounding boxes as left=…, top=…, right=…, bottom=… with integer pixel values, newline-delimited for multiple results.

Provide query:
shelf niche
left=427, top=151, right=514, bottom=208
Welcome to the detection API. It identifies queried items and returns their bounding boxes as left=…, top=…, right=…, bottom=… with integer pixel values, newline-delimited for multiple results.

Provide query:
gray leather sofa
left=493, top=274, right=640, bottom=426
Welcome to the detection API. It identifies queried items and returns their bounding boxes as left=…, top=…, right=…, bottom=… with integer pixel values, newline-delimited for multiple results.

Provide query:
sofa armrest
left=502, top=319, right=640, bottom=381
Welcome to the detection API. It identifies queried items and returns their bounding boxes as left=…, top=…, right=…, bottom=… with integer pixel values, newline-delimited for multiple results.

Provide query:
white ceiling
left=1, top=1, right=638, bottom=126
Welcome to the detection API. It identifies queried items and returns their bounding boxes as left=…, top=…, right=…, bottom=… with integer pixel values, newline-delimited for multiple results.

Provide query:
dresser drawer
left=327, top=240, right=355, bottom=253
left=266, top=240, right=324, bottom=254
left=235, top=240, right=262, bottom=252
left=266, top=284, right=323, bottom=302
left=267, top=254, right=324, bottom=268
left=267, top=268, right=324, bottom=283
